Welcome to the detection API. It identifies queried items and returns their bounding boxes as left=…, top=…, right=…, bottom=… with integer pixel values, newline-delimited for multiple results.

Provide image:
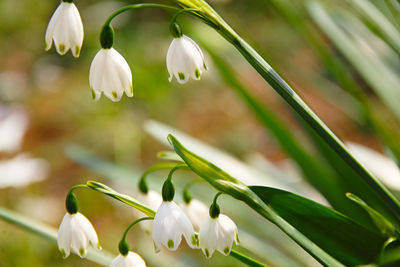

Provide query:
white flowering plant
left=2, top=0, right=400, bottom=266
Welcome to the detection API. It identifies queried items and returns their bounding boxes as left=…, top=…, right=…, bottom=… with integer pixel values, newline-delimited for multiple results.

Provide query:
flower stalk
left=173, top=0, right=400, bottom=226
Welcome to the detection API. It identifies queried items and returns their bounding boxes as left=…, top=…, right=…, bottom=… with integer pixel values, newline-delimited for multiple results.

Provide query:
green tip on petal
left=205, top=248, right=210, bottom=258
left=195, top=69, right=200, bottom=79
left=130, top=85, right=134, bottom=96
left=167, top=239, right=174, bottom=249
left=91, top=88, right=96, bottom=100
left=79, top=248, right=85, bottom=257
left=59, top=44, right=65, bottom=53
left=178, top=72, right=185, bottom=81
left=203, top=63, right=208, bottom=70
left=236, top=233, right=240, bottom=244
left=60, top=249, right=67, bottom=258
left=224, top=247, right=230, bottom=255
left=112, top=91, right=118, bottom=99
left=191, top=234, right=198, bottom=247
left=74, top=46, right=81, bottom=57
left=97, top=242, right=102, bottom=250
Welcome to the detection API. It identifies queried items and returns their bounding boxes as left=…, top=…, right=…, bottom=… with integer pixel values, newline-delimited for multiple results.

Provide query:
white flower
left=133, top=190, right=162, bottom=234
left=199, top=214, right=239, bottom=258
left=166, top=35, right=207, bottom=84
left=45, top=1, right=84, bottom=57
left=0, top=154, right=49, bottom=188
left=152, top=201, right=197, bottom=252
left=110, top=252, right=146, bottom=267
left=181, top=199, right=209, bottom=232
left=57, top=212, right=100, bottom=258
left=89, top=48, right=133, bottom=102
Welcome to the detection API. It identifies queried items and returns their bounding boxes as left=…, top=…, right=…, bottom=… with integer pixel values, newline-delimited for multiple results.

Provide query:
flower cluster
left=45, top=1, right=207, bottom=102
left=57, top=177, right=239, bottom=266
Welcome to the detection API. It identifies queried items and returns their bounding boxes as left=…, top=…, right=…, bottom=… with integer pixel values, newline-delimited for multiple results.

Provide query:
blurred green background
left=1, top=0, right=400, bottom=266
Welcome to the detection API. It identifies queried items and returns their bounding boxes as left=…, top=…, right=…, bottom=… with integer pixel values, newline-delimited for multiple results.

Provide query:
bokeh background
left=1, top=0, right=400, bottom=266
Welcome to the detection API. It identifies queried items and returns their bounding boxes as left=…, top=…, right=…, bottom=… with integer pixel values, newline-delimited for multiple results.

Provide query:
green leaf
left=346, top=193, right=397, bottom=237
left=206, top=44, right=371, bottom=222
left=250, top=186, right=387, bottom=266
left=169, top=134, right=386, bottom=266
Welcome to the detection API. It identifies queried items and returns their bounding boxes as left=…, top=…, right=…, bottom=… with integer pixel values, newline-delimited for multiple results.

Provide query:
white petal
left=125, top=252, right=146, bottom=267
left=45, top=3, right=65, bottom=50
left=66, top=3, right=84, bottom=57
left=199, top=218, right=218, bottom=258
left=57, top=213, right=73, bottom=258
left=199, top=214, right=238, bottom=258
left=89, top=48, right=132, bottom=102
left=53, top=4, right=73, bottom=55
left=75, top=213, right=99, bottom=248
left=152, top=201, right=195, bottom=252
left=166, top=35, right=206, bottom=84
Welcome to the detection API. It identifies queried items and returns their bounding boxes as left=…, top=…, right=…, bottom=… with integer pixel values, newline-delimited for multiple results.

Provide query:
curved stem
left=69, top=184, right=89, bottom=193
left=183, top=178, right=204, bottom=203
left=122, top=217, right=153, bottom=241
left=167, top=163, right=191, bottom=181
left=230, top=250, right=269, bottom=267
left=103, top=3, right=180, bottom=26
left=171, top=8, right=199, bottom=24
left=138, top=163, right=186, bottom=193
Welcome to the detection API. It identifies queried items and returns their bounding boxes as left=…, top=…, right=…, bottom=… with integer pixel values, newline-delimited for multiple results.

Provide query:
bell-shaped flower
left=110, top=251, right=146, bottom=267
left=181, top=199, right=209, bottom=232
left=199, top=214, right=239, bottom=258
left=57, top=212, right=100, bottom=258
left=152, top=201, right=197, bottom=252
left=166, top=35, right=207, bottom=84
left=133, top=190, right=162, bottom=234
left=89, top=48, right=133, bottom=102
left=45, top=1, right=84, bottom=57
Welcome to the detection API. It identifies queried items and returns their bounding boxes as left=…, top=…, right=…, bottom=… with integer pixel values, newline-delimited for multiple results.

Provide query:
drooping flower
left=57, top=212, right=100, bottom=258
left=133, top=190, right=162, bottom=234
left=199, top=214, right=239, bottom=258
left=152, top=201, right=197, bottom=252
left=89, top=48, right=133, bottom=102
left=166, top=35, right=207, bottom=84
left=45, top=0, right=84, bottom=57
left=110, top=251, right=146, bottom=267
left=181, top=199, right=209, bottom=232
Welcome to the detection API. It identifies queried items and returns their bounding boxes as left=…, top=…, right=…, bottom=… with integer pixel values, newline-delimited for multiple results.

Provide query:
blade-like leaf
left=346, top=193, right=397, bottom=237
left=169, top=134, right=386, bottom=266
left=250, top=186, right=387, bottom=266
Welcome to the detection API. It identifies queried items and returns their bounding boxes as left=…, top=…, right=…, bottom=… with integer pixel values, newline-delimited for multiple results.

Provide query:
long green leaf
left=206, top=45, right=373, bottom=222
left=174, top=0, right=400, bottom=227
left=250, top=186, right=387, bottom=265
left=169, top=134, right=386, bottom=266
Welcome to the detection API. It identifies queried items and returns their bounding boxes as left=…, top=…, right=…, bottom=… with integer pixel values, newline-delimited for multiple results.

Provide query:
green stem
left=230, top=250, right=269, bottom=267
left=223, top=31, right=400, bottom=223
left=138, top=163, right=182, bottom=193
left=86, top=181, right=266, bottom=265
left=103, top=3, right=180, bottom=26
left=183, top=178, right=204, bottom=203
left=121, top=217, right=153, bottom=240
left=167, top=164, right=191, bottom=180
left=180, top=2, right=400, bottom=224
